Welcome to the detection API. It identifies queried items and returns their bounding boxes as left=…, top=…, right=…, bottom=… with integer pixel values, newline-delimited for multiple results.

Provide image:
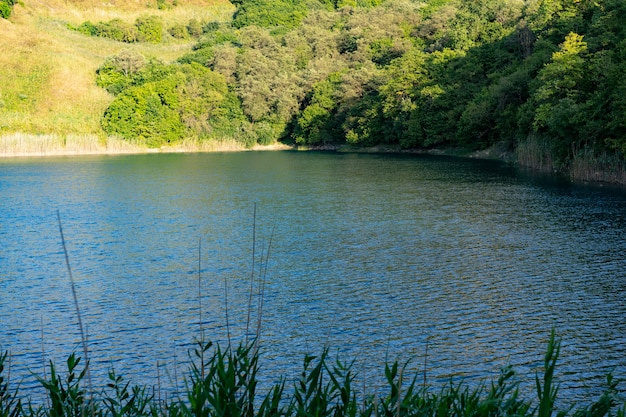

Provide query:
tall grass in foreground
left=0, top=330, right=624, bottom=417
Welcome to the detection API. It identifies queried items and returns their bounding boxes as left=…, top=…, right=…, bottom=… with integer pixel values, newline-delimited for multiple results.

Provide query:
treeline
left=96, top=0, right=626, bottom=178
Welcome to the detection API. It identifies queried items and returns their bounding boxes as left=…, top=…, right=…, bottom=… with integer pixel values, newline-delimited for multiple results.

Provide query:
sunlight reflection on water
left=1, top=152, right=625, bottom=406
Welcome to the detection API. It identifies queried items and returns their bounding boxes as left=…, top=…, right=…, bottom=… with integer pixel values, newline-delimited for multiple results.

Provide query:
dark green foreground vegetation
left=91, top=0, right=626, bottom=180
left=1, top=331, right=624, bottom=417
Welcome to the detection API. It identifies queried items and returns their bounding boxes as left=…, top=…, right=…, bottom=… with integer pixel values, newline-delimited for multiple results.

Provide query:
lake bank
left=0, top=133, right=295, bottom=157
left=2, top=133, right=625, bottom=186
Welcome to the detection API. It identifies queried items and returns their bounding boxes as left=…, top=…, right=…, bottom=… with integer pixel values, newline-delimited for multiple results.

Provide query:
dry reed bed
left=0, top=134, right=144, bottom=156
left=0, top=133, right=292, bottom=157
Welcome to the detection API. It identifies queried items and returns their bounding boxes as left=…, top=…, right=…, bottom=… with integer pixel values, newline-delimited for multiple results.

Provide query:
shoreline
left=0, top=133, right=295, bottom=158
left=2, top=133, right=625, bottom=187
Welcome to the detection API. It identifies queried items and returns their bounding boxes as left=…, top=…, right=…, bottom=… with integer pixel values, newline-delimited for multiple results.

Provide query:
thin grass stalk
left=224, top=274, right=231, bottom=347
left=157, top=360, right=162, bottom=413
left=246, top=203, right=257, bottom=345
left=373, top=395, right=380, bottom=417
left=57, top=210, right=94, bottom=417
left=396, top=366, right=403, bottom=417
left=41, top=315, right=51, bottom=410
left=253, top=229, right=273, bottom=356
left=197, top=237, right=205, bottom=380
left=423, top=341, right=428, bottom=391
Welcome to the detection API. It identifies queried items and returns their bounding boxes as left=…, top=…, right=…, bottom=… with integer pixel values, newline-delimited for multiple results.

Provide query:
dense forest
left=11, top=0, right=626, bottom=179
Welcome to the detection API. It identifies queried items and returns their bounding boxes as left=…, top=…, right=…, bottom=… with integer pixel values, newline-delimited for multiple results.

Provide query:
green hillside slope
left=0, top=0, right=233, bottom=149
left=2, top=0, right=625, bottom=183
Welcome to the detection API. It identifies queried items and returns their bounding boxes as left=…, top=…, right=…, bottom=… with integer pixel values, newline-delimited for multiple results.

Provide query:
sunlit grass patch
left=0, top=0, right=234, bottom=137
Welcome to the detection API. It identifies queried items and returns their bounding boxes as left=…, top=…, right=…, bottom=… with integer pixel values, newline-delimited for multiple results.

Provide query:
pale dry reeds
left=0, top=133, right=144, bottom=156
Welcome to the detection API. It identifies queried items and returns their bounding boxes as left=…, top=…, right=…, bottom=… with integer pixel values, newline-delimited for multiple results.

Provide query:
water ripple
left=1, top=153, right=625, bottom=406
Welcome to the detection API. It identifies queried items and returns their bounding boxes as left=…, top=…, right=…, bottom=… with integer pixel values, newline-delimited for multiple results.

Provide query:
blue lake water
left=0, top=151, right=625, bottom=406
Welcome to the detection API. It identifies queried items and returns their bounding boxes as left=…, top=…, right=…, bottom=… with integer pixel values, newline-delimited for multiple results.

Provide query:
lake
left=0, top=151, right=625, bottom=406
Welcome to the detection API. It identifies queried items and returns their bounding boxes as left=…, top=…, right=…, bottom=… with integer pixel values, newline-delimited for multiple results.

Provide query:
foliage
left=0, top=0, right=17, bottom=19
left=0, top=333, right=625, bottom=417
left=136, top=16, right=163, bottom=43
left=96, top=50, right=148, bottom=95
left=100, top=57, right=248, bottom=147
left=0, top=351, right=22, bottom=417
left=230, top=0, right=311, bottom=29
left=89, top=0, right=626, bottom=180
left=69, top=19, right=140, bottom=42
left=36, top=354, right=90, bottom=417
left=168, top=23, right=190, bottom=39
left=177, top=26, right=239, bottom=67
left=69, top=15, right=173, bottom=44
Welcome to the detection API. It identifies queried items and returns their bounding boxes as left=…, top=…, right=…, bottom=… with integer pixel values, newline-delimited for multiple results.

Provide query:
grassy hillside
left=0, top=0, right=234, bottom=141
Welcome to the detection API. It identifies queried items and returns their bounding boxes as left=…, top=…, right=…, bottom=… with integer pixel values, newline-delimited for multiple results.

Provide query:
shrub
left=168, top=23, right=189, bottom=39
left=69, top=19, right=141, bottom=42
left=136, top=15, right=163, bottom=43
left=156, top=0, right=170, bottom=10
left=187, top=19, right=204, bottom=37
left=101, top=78, right=186, bottom=147
left=202, top=20, right=220, bottom=32
left=74, top=21, right=98, bottom=36
left=99, top=62, right=246, bottom=145
left=0, top=0, right=17, bottom=19
left=231, top=0, right=309, bottom=29
left=0, top=2, right=12, bottom=19
left=96, top=19, right=139, bottom=42
left=96, top=50, right=147, bottom=95
left=177, top=47, right=214, bottom=66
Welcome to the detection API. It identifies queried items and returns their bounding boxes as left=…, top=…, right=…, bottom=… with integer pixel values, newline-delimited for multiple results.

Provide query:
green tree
left=102, top=76, right=185, bottom=147
left=531, top=31, right=588, bottom=160
left=293, top=73, right=343, bottom=145
left=231, top=0, right=309, bottom=29
left=96, top=50, right=147, bottom=95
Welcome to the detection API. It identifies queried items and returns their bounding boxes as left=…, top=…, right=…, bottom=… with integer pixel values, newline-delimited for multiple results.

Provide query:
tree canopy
left=95, top=0, right=626, bottom=179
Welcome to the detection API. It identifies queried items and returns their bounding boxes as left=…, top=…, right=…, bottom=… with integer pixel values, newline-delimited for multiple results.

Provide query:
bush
left=168, top=23, right=189, bottom=39
left=231, top=0, right=309, bottom=29
left=101, top=78, right=186, bottom=147
left=156, top=0, right=171, bottom=10
left=186, top=19, right=204, bottom=37
left=96, top=50, right=147, bottom=95
left=70, top=16, right=165, bottom=43
left=74, top=21, right=98, bottom=36
left=96, top=19, right=139, bottom=42
left=177, top=47, right=214, bottom=66
left=0, top=2, right=12, bottom=18
left=0, top=0, right=17, bottom=19
left=99, top=62, right=247, bottom=145
left=136, top=15, right=163, bottom=43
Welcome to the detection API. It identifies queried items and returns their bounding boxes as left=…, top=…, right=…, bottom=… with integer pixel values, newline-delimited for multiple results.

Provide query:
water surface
left=1, top=151, right=625, bottom=405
